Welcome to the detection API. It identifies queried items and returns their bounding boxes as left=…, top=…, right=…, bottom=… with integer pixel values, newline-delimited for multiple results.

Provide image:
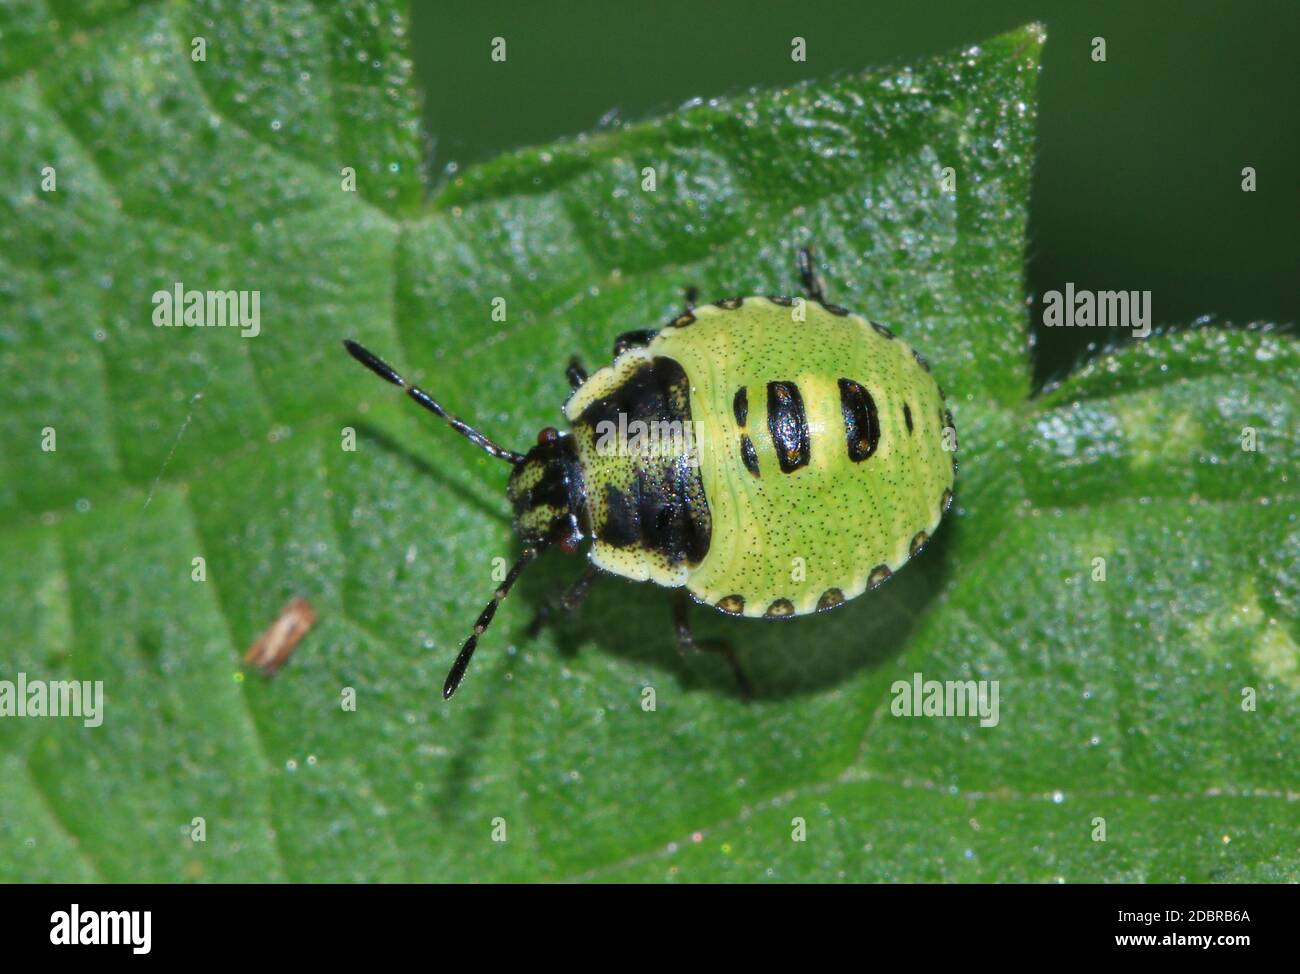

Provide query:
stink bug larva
left=344, top=248, right=955, bottom=698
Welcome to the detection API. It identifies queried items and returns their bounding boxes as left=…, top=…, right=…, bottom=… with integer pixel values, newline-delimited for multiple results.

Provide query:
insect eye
left=537, top=427, right=559, bottom=445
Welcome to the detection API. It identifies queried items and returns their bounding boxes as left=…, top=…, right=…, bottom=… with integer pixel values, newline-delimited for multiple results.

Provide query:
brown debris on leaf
left=244, top=596, right=317, bottom=677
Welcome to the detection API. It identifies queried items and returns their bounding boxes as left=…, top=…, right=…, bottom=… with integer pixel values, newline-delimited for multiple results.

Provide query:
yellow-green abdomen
left=652, top=298, right=955, bottom=618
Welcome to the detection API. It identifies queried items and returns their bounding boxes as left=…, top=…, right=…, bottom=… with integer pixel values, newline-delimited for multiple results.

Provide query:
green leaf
left=1, top=6, right=1295, bottom=883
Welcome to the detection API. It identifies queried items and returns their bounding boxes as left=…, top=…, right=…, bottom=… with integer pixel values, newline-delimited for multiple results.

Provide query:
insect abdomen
left=650, top=298, right=955, bottom=617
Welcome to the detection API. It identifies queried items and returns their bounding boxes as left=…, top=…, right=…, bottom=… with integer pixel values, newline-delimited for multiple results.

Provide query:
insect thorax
left=564, top=350, right=713, bottom=586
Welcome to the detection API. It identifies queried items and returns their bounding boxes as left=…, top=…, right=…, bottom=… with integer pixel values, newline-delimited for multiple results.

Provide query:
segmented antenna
left=443, top=546, right=542, bottom=699
left=342, top=339, right=525, bottom=465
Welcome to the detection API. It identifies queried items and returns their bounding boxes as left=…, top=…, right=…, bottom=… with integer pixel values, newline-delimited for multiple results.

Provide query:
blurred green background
left=411, top=0, right=1298, bottom=384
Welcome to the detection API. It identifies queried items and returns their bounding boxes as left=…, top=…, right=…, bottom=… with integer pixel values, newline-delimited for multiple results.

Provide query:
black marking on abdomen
left=839, top=378, right=880, bottom=462
left=765, top=598, right=795, bottom=618
left=903, top=402, right=913, bottom=435
left=716, top=595, right=745, bottom=615
left=740, top=435, right=760, bottom=477
left=766, top=381, right=810, bottom=473
left=732, top=386, right=748, bottom=427
left=909, top=530, right=929, bottom=557
left=816, top=588, right=845, bottom=612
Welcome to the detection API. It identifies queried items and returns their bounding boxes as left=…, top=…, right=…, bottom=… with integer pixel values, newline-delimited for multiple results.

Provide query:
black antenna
left=444, top=545, right=543, bottom=699
left=343, top=339, right=525, bottom=465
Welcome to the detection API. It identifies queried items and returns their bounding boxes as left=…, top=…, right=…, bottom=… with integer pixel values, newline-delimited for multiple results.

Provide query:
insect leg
left=526, top=563, right=601, bottom=637
left=566, top=355, right=589, bottom=390
left=797, top=246, right=826, bottom=304
left=670, top=590, right=754, bottom=699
